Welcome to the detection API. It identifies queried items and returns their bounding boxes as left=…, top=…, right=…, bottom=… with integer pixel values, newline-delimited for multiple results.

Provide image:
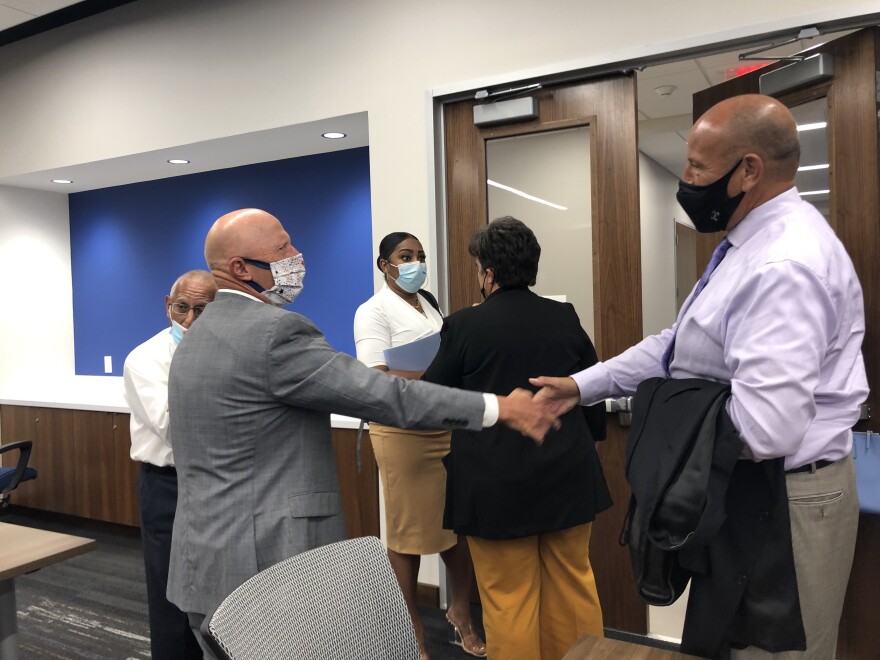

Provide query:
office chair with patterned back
left=0, top=440, right=38, bottom=513
left=201, top=535, right=420, bottom=660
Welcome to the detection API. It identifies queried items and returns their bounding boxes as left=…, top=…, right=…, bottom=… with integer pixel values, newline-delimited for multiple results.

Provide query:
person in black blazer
left=423, top=217, right=611, bottom=660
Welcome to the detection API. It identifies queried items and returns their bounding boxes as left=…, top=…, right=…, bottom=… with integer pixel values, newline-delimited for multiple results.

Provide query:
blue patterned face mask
left=169, top=321, right=186, bottom=344
left=388, top=261, right=427, bottom=293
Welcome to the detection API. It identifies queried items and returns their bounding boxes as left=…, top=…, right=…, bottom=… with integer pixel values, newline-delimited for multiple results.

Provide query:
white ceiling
left=637, top=30, right=850, bottom=177
left=0, top=112, right=370, bottom=193
left=0, top=0, right=82, bottom=31
left=0, top=7, right=857, bottom=194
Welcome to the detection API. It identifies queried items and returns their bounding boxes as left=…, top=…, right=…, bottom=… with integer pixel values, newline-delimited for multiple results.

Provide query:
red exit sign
left=724, top=62, right=771, bottom=80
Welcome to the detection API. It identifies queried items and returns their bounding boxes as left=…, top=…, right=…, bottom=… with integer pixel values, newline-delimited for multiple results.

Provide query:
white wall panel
left=0, top=185, right=73, bottom=391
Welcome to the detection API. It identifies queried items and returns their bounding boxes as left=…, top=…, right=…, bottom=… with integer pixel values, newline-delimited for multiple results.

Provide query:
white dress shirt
left=353, top=284, right=443, bottom=367
left=354, top=284, right=498, bottom=426
left=123, top=327, right=178, bottom=467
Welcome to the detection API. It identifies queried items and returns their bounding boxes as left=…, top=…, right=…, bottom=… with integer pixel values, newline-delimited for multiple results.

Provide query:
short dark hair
left=468, top=216, right=540, bottom=288
left=376, top=232, right=418, bottom=272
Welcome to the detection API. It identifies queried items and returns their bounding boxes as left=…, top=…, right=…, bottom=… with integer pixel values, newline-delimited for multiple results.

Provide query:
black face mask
left=676, top=159, right=744, bottom=233
left=479, top=272, right=490, bottom=301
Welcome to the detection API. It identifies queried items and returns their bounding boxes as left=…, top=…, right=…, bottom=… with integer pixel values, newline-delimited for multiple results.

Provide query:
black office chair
left=0, top=440, right=38, bottom=513
left=201, top=535, right=420, bottom=660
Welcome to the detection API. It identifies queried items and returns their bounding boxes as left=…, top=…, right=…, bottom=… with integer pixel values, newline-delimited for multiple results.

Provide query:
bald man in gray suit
left=167, top=208, right=558, bottom=654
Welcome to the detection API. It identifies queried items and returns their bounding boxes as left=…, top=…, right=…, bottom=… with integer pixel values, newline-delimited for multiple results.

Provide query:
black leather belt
left=785, top=459, right=835, bottom=474
left=143, top=463, right=177, bottom=476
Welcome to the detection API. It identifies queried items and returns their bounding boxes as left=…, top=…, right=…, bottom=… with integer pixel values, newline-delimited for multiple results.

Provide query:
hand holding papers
left=383, top=332, right=440, bottom=371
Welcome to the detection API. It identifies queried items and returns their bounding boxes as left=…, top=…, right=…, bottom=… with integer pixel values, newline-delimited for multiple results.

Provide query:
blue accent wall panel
left=70, top=147, right=373, bottom=375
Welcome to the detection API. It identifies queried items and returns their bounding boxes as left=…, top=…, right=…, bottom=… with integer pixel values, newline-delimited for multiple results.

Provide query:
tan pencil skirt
left=369, top=423, right=457, bottom=555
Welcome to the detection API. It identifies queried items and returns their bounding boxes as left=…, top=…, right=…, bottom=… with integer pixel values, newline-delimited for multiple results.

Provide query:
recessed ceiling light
left=52, top=179, right=73, bottom=184
left=797, top=122, right=827, bottom=132
left=167, top=159, right=190, bottom=164
left=798, top=163, right=829, bottom=171
left=799, top=189, right=830, bottom=196
left=322, top=132, right=346, bottom=139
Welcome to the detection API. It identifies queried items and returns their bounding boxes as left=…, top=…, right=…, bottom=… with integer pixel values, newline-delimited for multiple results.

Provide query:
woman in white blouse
left=354, top=232, right=485, bottom=659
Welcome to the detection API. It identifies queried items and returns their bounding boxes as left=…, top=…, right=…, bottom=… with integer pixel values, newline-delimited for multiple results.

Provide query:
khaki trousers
left=467, top=523, right=603, bottom=660
left=732, top=455, right=859, bottom=660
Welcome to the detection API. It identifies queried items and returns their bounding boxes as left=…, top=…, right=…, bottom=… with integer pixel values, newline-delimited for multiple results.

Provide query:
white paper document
left=383, top=332, right=441, bottom=371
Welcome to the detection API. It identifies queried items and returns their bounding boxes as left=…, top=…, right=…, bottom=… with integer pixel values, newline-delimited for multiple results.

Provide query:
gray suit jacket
left=166, top=291, right=484, bottom=614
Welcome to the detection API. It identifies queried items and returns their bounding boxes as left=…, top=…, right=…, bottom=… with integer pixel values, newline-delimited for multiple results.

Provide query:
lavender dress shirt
left=573, top=188, right=868, bottom=470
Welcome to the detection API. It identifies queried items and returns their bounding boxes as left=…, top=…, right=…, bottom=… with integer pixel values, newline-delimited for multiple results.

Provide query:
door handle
left=606, top=397, right=633, bottom=427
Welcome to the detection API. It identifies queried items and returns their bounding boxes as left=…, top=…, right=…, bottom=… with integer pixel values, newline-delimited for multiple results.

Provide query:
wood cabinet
left=0, top=405, right=77, bottom=515
left=72, top=410, right=115, bottom=521
left=0, top=405, right=138, bottom=525
left=112, top=415, right=141, bottom=527
left=71, top=410, right=140, bottom=526
left=1, top=404, right=378, bottom=537
left=332, top=427, right=379, bottom=539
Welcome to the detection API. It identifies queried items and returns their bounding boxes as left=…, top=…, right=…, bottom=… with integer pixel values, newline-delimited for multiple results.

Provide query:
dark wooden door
left=692, top=28, right=880, bottom=660
left=675, top=223, right=697, bottom=313
left=442, top=74, right=645, bottom=633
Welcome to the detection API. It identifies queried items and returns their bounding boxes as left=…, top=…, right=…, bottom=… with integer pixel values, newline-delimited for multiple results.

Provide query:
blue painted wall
left=70, top=147, right=373, bottom=375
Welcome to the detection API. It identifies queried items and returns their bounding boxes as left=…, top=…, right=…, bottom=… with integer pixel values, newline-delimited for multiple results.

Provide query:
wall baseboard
left=605, top=628, right=683, bottom=653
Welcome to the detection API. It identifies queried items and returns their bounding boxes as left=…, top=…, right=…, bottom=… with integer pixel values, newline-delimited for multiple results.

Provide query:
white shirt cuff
left=481, top=393, right=499, bottom=427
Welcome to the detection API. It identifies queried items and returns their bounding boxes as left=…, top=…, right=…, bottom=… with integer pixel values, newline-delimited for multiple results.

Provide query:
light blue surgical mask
left=389, top=261, right=427, bottom=293
left=169, top=320, right=186, bottom=344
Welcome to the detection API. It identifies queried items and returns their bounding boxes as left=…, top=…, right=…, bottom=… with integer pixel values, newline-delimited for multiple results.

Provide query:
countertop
left=0, top=376, right=363, bottom=429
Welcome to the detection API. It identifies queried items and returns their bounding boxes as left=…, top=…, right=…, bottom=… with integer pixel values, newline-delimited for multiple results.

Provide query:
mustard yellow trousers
left=467, top=523, right=603, bottom=660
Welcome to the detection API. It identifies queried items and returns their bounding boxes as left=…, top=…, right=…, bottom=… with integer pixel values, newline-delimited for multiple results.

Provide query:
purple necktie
left=661, top=237, right=732, bottom=378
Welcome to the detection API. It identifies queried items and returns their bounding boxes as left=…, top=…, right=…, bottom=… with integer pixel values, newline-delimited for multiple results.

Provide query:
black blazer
left=422, top=287, right=611, bottom=539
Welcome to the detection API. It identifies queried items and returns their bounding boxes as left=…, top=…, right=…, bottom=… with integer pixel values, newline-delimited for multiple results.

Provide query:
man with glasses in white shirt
left=123, top=270, right=217, bottom=660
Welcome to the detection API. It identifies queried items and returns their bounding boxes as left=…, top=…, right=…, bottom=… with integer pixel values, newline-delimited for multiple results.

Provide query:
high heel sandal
left=445, top=613, right=487, bottom=658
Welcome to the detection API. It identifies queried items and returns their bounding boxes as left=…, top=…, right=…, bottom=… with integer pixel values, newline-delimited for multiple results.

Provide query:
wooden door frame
left=692, top=28, right=880, bottom=660
left=441, top=74, right=646, bottom=634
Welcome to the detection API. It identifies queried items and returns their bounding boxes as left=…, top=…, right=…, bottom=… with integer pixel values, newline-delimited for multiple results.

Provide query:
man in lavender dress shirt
left=532, top=94, right=868, bottom=658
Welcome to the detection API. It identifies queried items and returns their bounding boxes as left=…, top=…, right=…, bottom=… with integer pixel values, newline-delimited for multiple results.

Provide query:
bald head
left=681, top=94, right=801, bottom=230
left=693, top=94, right=800, bottom=181
left=169, top=269, right=217, bottom=299
left=204, top=208, right=299, bottom=297
left=205, top=209, right=282, bottom=270
left=166, top=269, right=218, bottom=329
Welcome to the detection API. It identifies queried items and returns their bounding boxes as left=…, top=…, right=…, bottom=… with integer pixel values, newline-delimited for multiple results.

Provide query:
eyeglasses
left=169, top=302, right=206, bottom=317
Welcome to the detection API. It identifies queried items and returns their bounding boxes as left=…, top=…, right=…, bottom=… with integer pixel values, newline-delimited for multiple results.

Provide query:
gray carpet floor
left=4, top=508, right=483, bottom=659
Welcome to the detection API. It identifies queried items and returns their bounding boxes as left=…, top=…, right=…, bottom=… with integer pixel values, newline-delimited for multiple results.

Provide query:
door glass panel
left=485, top=127, right=594, bottom=336
left=790, top=98, right=829, bottom=220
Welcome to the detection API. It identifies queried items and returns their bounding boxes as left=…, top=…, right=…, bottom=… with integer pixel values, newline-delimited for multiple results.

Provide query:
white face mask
left=244, top=253, right=306, bottom=306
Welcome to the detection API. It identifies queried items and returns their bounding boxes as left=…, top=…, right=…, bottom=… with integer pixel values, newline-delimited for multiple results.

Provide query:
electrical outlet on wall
left=104, top=356, right=113, bottom=374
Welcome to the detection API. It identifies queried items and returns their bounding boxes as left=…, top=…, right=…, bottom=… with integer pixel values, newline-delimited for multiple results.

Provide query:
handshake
left=497, top=376, right=581, bottom=444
